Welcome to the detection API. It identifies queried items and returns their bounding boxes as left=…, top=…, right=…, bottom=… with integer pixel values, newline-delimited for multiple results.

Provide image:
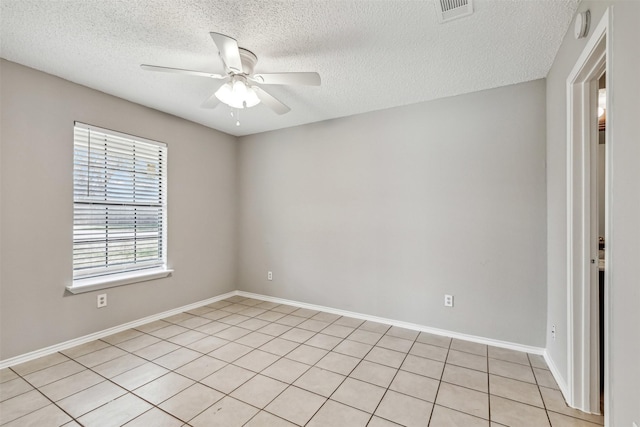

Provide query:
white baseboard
left=543, top=349, right=570, bottom=401
left=0, top=291, right=236, bottom=369
left=237, top=291, right=546, bottom=356
left=2, top=289, right=548, bottom=370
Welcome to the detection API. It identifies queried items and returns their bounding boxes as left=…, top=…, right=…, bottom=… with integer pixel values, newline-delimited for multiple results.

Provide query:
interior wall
left=545, top=0, right=609, bottom=388
left=238, top=80, right=547, bottom=347
left=545, top=1, right=640, bottom=425
left=0, top=60, right=238, bottom=360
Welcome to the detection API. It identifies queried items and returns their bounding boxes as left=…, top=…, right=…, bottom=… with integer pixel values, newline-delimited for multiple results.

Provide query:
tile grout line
left=425, top=336, right=453, bottom=426
left=322, top=321, right=389, bottom=426
left=529, top=352, right=554, bottom=426
left=4, top=364, right=80, bottom=426
left=161, top=298, right=292, bottom=426
left=6, top=300, right=272, bottom=426
left=486, top=343, right=491, bottom=424
left=5, top=303, right=446, bottom=426
left=234, top=320, right=343, bottom=425
left=235, top=305, right=356, bottom=426
left=283, top=319, right=388, bottom=426
left=3, top=304, right=452, bottom=425
left=5, top=296, right=589, bottom=427
left=360, top=326, right=421, bottom=426
left=62, top=344, right=188, bottom=425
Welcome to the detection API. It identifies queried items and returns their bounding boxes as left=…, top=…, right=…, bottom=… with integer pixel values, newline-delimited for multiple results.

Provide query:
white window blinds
left=73, top=123, right=167, bottom=281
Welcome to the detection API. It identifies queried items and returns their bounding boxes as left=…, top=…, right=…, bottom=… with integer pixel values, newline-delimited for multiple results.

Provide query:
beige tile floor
left=0, top=296, right=605, bottom=426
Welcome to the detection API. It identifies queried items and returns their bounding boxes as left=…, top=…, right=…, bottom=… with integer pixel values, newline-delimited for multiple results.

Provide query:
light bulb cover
left=232, top=80, right=247, bottom=97
left=244, top=87, right=260, bottom=108
left=215, top=82, right=233, bottom=104
left=215, top=78, right=261, bottom=109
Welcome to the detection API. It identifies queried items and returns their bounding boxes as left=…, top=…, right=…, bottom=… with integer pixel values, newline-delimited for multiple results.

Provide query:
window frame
left=67, top=122, right=172, bottom=294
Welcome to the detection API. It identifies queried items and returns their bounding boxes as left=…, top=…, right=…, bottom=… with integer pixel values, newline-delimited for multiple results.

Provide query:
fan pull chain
left=230, top=108, right=241, bottom=126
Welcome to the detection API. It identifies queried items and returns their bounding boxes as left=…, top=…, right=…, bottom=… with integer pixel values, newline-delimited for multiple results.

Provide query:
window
left=71, top=122, right=169, bottom=292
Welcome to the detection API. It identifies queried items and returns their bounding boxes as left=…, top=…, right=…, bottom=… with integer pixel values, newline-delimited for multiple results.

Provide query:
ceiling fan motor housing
left=237, top=48, right=258, bottom=75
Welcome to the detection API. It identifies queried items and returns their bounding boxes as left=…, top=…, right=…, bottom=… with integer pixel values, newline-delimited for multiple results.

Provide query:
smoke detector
left=574, top=10, right=591, bottom=39
left=435, top=0, right=474, bottom=23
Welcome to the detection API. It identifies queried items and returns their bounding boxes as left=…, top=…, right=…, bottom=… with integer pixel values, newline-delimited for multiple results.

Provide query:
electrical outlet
left=267, top=271, right=273, bottom=281
left=97, top=294, right=107, bottom=308
left=632, top=422, right=638, bottom=427
left=552, top=325, right=556, bottom=340
left=444, top=294, right=454, bottom=307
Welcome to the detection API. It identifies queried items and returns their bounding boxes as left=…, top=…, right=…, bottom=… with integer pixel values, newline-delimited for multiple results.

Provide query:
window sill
left=66, top=268, right=174, bottom=294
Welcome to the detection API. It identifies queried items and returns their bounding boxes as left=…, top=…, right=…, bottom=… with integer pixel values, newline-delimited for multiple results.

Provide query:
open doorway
left=596, top=72, right=606, bottom=414
left=566, top=7, right=611, bottom=420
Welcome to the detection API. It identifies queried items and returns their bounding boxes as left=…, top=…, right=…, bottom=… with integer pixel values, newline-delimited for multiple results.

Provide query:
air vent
left=435, top=0, right=474, bottom=23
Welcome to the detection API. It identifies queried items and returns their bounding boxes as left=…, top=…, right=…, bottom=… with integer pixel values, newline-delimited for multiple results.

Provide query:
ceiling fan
left=141, top=32, right=321, bottom=121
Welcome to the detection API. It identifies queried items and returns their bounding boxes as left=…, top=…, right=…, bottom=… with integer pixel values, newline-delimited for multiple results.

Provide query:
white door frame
left=566, top=7, right=611, bottom=420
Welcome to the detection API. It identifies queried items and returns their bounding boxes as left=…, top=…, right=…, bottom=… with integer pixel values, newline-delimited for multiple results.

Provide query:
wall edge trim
left=544, top=348, right=570, bottom=400
left=0, top=291, right=237, bottom=369
left=237, top=291, right=546, bottom=355
left=2, top=289, right=547, bottom=370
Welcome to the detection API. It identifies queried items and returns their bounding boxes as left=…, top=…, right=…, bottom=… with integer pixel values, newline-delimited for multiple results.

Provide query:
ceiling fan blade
left=201, top=92, right=221, bottom=109
left=253, top=87, right=291, bottom=115
left=209, top=32, right=243, bottom=73
left=252, top=72, right=321, bottom=86
left=140, top=64, right=224, bottom=79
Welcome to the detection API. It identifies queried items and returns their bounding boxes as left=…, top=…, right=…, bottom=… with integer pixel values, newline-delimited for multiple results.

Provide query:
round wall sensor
left=574, top=10, right=591, bottom=39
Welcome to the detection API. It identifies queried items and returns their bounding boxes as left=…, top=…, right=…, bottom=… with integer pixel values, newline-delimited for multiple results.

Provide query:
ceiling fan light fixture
left=214, top=82, right=232, bottom=102
left=142, top=32, right=316, bottom=118
left=215, top=78, right=260, bottom=109
left=244, top=86, right=260, bottom=108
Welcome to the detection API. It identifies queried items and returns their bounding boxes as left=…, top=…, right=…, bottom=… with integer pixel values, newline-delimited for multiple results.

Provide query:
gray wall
left=238, top=80, right=547, bottom=347
left=546, top=1, right=640, bottom=425
left=0, top=60, right=238, bottom=360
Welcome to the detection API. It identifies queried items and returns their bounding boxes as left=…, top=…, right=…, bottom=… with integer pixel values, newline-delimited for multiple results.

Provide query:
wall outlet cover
left=444, top=294, right=454, bottom=307
left=97, top=294, right=107, bottom=308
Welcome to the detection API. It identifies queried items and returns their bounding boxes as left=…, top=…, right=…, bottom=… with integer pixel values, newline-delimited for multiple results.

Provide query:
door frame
left=565, top=7, right=611, bottom=420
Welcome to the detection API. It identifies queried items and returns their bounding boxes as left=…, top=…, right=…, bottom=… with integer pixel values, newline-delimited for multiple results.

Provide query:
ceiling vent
left=435, top=0, right=474, bottom=23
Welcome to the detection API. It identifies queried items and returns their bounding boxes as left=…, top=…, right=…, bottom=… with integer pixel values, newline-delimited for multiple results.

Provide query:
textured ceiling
left=0, top=0, right=578, bottom=137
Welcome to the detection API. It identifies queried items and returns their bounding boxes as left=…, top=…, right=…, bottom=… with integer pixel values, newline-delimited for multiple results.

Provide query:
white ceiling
left=0, top=0, right=578, bottom=137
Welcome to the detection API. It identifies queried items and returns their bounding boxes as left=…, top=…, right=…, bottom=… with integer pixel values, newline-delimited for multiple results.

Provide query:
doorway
left=566, top=7, right=611, bottom=420
left=596, top=72, right=606, bottom=414
left=591, top=72, right=607, bottom=414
